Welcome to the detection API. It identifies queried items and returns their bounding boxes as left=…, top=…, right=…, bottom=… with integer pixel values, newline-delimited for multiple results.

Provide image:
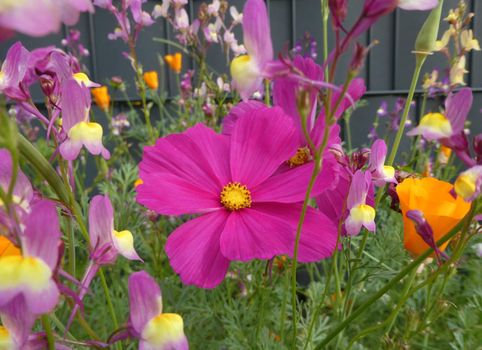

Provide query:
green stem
left=265, top=80, right=271, bottom=106
left=41, top=315, right=55, bottom=350
left=99, top=268, right=123, bottom=350
left=321, top=0, right=329, bottom=79
left=386, top=55, right=426, bottom=166
left=314, top=202, right=476, bottom=349
left=344, top=113, right=352, bottom=151
left=290, top=161, right=321, bottom=348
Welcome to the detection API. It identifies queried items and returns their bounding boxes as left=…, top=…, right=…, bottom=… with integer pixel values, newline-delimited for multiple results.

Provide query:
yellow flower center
left=141, top=313, right=185, bottom=347
left=288, top=147, right=312, bottom=167
left=383, top=165, right=395, bottom=179
left=454, top=174, right=477, bottom=200
left=220, top=182, right=252, bottom=211
left=0, top=325, right=14, bottom=350
left=350, top=204, right=376, bottom=223
left=0, top=255, right=51, bottom=292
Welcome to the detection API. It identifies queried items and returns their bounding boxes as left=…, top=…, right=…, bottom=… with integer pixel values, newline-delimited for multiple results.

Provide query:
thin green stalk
left=290, top=161, right=321, bottom=348
left=41, top=315, right=55, bottom=350
left=387, top=55, right=426, bottom=166
left=265, top=80, right=271, bottom=106
left=280, top=272, right=290, bottom=343
left=99, top=268, right=122, bottom=350
left=314, top=202, right=476, bottom=349
left=321, top=0, right=329, bottom=79
left=384, top=267, right=418, bottom=335
left=344, top=113, right=352, bottom=151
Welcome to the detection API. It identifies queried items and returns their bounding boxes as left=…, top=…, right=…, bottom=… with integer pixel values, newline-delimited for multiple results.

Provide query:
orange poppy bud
left=164, top=53, right=182, bottom=74
left=396, top=177, right=470, bottom=256
left=91, top=86, right=111, bottom=111
left=0, top=236, right=20, bottom=257
left=143, top=71, right=159, bottom=90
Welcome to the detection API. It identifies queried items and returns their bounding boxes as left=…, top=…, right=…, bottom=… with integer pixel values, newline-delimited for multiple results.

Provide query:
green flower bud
left=414, top=0, right=444, bottom=57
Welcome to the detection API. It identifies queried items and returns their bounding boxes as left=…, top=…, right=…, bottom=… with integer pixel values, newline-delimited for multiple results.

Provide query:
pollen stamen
left=220, top=182, right=252, bottom=211
left=288, top=147, right=312, bottom=167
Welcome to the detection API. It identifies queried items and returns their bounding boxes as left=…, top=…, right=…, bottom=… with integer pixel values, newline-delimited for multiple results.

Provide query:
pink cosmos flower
left=230, top=0, right=273, bottom=100
left=137, top=108, right=338, bottom=288
left=59, top=79, right=110, bottom=161
left=345, top=170, right=376, bottom=235
left=0, top=200, right=61, bottom=315
left=0, top=0, right=94, bottom=37
left=368, top=139, right=397, bottom=186
left=127, top=271, right=188, bottom=350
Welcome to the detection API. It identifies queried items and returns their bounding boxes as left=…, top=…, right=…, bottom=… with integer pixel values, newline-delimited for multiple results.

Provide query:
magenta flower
left=128, top=271, right=188, bottom=350
left=88, top=195, right=142, bottom=265
left=230, top=0, right=273, bottom=100
left=0, top=296, right=32, bottom=349
left=406, top=210, right=448, bottom=264
left=66, top=194, right=141, bottom=330
left=407, top=88, right=473, bottom=141
left=368, top=139, right=397, bottom=186
left=137, top=108, right=338, bottom=288
left=0, top=42, right=30, bottom=101
left=453, top=165, right=482, bottom=202
left=0, top=0, right=93, bottom=37
left=0, top=200, right=61, bottom=315
left=345, top=170, right=376, bottom=235
left=0, top=149, right=33, bottom=217
left=59, top=79, right=110, bottom=161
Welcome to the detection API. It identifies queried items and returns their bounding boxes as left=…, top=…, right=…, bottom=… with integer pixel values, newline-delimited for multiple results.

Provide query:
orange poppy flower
left=143, top=71, right=159, bottom=90
left=396, top=177, right=471, bottom=256
left=0, top=236, right=20, bottom=257
left=164, top=53, right=182, bottom=74
left=91, top=86, right=111, bottom=111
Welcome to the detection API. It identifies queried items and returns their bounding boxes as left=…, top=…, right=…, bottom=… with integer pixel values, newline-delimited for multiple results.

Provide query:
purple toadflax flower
left=126, top=271, right=188, bottom=350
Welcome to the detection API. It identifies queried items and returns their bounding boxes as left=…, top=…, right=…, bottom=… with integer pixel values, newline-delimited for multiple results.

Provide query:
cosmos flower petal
left=184, top=124, right=231, bottom=185
left=220, top=208, right=294, bottom=261
left=273, top=56, right=324, bottom=135
left=165, top=211, right=230, bottom=289
left=128, top=271, right=163, bottom=335
left=254, top=203, right=337, bottom=261
left=221, top=101, right=267, bottom=135
left=229, top=107, right=298, bottom=188
left=136, top=172, right=221, bottom=216
left=139, top=128, right=228, bottom=194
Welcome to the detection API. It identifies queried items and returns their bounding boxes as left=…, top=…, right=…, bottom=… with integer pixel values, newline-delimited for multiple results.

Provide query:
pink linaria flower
left=128, top=271, right=188, bottom=350
left=407, top=88, right=473, bottom=142
left=0, top=200, right=61, bottom=315
left=345, top=170, right=376, bottom=236
left=0, top=0, right=94, bottom=37
left=368, top=139, right=397, bottom=186
left=230, top=0, right=273, bottom=100
left=0, top=42, right=31, bottom=101
left=59, top=79, right=110, bottom=161
left=137, top=108, right=338, bottom=288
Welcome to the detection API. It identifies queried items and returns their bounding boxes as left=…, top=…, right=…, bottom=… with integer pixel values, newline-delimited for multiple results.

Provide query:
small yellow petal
left=142, top=313, right=186, bottom=348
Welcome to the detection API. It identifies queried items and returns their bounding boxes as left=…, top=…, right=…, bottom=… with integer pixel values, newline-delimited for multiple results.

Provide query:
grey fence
left=1, top=0, right=481, bottom=147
